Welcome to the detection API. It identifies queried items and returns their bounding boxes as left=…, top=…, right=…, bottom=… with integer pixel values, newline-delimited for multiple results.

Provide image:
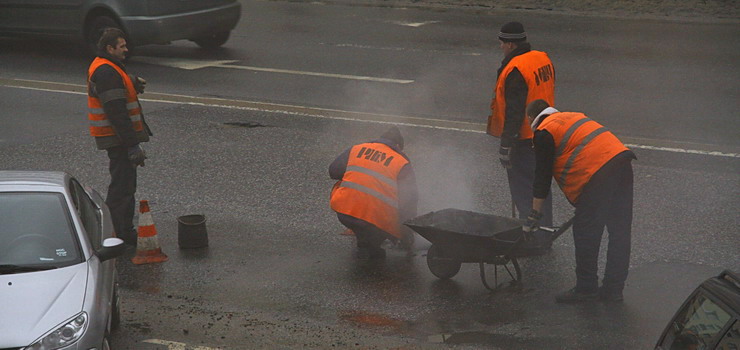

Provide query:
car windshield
left=0, top=192, right=82, bottom=271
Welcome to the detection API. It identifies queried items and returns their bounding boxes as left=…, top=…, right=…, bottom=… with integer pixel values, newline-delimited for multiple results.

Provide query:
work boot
left=598, top=287, right=624, bottom=302
left=555, top=287, right=599, bottom=303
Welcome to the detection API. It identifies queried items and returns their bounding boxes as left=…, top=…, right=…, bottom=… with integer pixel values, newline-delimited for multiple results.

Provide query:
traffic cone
left=131, top=200, right=168, bottom=265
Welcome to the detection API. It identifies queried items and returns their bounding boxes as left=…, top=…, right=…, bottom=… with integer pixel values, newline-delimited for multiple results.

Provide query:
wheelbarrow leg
left=480, top=262, right=498, bottom=291
left=479, top=258, right=522, bottom=292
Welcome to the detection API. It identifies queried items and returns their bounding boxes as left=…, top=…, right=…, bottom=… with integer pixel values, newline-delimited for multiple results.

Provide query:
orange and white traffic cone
left=131, top=200, right=168, bottom=265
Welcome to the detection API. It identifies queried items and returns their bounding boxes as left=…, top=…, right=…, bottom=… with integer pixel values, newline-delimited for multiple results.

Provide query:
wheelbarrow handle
left=548, top=216, right=574, bottom=242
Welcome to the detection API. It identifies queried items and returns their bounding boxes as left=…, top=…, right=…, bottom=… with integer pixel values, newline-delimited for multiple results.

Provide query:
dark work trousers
left=105, top=146, right=137, bottom=242
left=507, top=141, right=553, bottom=226
left=337, top=213, right=394, bottom=249
left=572, top=156, right=633, bottom=294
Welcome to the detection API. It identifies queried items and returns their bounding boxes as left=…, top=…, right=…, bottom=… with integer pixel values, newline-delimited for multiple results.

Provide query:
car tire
left=85, top=15, right=122, bottom=57
left=192, top=31, right=231, bottom=49
left=110, top=285, right=121, bottom=331
left=102, top=336, right=111, bottom=350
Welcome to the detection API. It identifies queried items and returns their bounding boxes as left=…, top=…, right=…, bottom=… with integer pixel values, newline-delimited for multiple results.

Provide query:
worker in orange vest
left=524, top=99, right=636, bottom=303
left=487, top=21, right=555, bottom=227
left=87, top=28, right=151, bottom=246
left=329, top=127, right=418, bottom=260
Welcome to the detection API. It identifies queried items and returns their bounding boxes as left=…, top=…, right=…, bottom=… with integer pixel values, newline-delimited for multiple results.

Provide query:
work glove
left=128, top=145, right=147, bottom=167
left=522, top=209, right=542, bottom=233
left=129, top=74, right=146, bottom=94
left=499, top=146, right=512, bottom=169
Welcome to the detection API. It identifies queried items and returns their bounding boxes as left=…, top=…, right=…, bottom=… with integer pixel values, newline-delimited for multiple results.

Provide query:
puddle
left=340, top=310, right=406, bottom=332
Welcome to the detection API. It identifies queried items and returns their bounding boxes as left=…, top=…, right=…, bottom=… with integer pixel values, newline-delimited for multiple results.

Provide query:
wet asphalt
left=1, top=0, right=739, bottom=348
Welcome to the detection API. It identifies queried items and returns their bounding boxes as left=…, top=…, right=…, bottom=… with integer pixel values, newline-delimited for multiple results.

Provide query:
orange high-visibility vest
left=330, top=142, right=409, bottom=238
left=488, top=50, right=555, bottom=140
left=537, top=112, right=629, bottom=204
left=87, top=57, right=143, bottom=137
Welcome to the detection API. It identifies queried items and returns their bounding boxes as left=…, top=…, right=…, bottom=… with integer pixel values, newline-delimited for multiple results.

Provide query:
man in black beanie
left=486, top=21, right=555, bottom=228
left=329, top=126, right=418, bottom=260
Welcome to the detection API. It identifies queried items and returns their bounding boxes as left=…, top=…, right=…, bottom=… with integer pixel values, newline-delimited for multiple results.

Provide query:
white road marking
left=390, top=20, right=440, bottom=27
left=1, top=78, right=737, bottom=158
left=323, top=42, right=482, bottom=56
left=143, top=339, right=221, bottom=350
left=130, top=57, right=239, bottom=70
left=130, top=56, right=413, bottom=84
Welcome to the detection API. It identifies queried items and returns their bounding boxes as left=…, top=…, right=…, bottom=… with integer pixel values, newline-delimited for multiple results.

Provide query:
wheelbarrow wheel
left=427, top=244, right=461, bottom=279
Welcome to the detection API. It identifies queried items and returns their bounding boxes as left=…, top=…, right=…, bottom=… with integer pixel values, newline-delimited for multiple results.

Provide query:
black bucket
left=177, top=214, right=208, bottom=249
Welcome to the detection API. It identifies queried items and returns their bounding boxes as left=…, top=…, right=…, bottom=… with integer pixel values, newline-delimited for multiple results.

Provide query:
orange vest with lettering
left=488, top=50, right=555, bottom=140
left=330, top=142, right=409, bottom=238
left=537, top=112, right=629, bottom=204
left=87, top=57, right=143, bottom=137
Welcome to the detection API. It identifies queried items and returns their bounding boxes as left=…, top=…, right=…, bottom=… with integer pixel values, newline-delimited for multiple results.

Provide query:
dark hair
left=526, top=99, right=551, bottom=119
left=97, top=27, right=126, bottom=53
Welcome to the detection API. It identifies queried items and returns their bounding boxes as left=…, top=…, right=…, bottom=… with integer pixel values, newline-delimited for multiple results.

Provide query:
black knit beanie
left=380, top=126, right=404, bottom=150
left=499, top=21, right=527, bottom=42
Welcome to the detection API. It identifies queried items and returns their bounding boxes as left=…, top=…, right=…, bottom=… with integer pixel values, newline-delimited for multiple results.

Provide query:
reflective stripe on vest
left=487, top=50, right=555, bottom=139
left=538, top=112, right=628, bottom=204
left=87, top=57, right=143, bottom=137
left=338, top=180, right=399, bottom=209
left=330, top=142, right=409, bottom=237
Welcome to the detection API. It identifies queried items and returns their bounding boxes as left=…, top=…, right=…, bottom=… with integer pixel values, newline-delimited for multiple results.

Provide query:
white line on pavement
left=143, top=339, right=221, bottom=350
left=130, top=56, right=414, bottom=84
left=323, top=42, right=482, bottom=56
left=389, top=20, right=441, bottom=27
left=2, top=78, right=737, bottom=158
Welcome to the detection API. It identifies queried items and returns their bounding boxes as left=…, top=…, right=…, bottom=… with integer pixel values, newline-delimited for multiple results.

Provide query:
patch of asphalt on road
left=112, top=289, right=445, bottom=349
left=1, top=102, right=737, bottom=349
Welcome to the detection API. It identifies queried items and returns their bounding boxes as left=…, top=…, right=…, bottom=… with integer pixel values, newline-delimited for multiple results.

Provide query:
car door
left=68, top=178, right=115, bottom=302
left=0, top=0, right=84, bottom=36
left=144, top=0, right=235, bottom=16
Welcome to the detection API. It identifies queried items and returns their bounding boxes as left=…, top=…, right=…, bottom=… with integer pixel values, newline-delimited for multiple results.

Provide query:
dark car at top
left=0, top=0, right=241, bottom=52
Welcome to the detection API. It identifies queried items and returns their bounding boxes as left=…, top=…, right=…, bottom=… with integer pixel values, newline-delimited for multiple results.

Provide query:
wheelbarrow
left=404, top=208, right=573, bottom=291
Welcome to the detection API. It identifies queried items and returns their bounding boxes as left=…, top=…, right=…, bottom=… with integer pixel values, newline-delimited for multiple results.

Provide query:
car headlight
left=25, top=312, right=87, bottom=350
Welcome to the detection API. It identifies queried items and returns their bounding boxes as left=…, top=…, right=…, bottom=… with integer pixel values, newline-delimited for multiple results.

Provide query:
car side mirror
left=97, top=237, right=126, bottom=262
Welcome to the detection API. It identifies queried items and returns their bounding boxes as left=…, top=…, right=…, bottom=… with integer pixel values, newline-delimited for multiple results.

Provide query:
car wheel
left=111, top=285, right=121, bottom=331
left=192, top=31, right=231, bottom=49
left=102, top=336, right=111, bottom=350
left=85, top=15, right=122, bottom=56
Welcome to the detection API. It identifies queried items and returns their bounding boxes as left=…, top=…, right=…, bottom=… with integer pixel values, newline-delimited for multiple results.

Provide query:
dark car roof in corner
left=702, top=270, right=740, bottom=315
left=0, top=170, right=70, bottom=187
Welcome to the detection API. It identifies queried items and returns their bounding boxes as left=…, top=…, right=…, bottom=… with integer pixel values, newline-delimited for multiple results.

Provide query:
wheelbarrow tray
left=404, top=208, right=525, bottom=262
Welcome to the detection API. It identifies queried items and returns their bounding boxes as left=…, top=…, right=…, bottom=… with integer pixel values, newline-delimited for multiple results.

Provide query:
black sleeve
left=397, top=164, right=418, bottom=223
left=91, top=65, right=139, bottom=147
left=329, top=147, right=351, bottom=179
left=533, top=129, right=555, bottom=199
left=501, top=68, right=528, bottom=148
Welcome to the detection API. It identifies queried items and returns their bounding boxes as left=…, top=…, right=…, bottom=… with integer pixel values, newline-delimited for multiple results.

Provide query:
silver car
left=0, top=171, right=125, bottom=350
left=0, top=0, right=242, bottom=52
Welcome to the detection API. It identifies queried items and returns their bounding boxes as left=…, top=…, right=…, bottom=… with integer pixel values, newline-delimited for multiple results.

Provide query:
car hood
left=0, top=263, right=87, bottom=347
